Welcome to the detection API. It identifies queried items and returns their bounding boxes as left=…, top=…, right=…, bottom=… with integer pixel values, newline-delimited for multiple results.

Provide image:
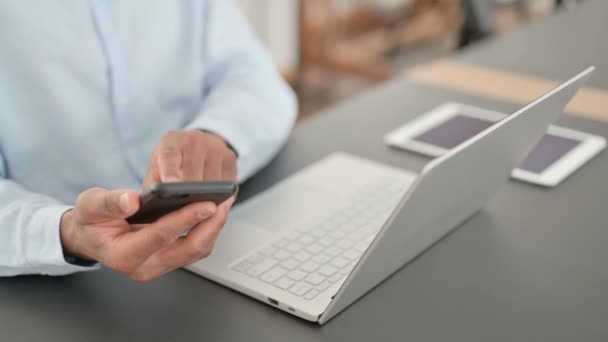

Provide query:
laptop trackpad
left=231, top=182, right=339, bottom=233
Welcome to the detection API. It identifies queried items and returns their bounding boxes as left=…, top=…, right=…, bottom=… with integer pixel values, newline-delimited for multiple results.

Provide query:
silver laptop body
left=186, top=67, right=593, bottom=324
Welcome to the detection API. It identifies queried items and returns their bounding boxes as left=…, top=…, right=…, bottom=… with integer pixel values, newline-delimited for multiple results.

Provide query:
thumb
left=77, top=188, right=140, bottom=223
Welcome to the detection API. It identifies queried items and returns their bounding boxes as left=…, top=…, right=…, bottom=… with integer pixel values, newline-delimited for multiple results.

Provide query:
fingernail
left=224, top=197, right=236, bottom=209
left=166, top=176, right=179, bottom=183
left=198, top=210, right=210, bottom=220
left=119, top=193, right=131, bottom=213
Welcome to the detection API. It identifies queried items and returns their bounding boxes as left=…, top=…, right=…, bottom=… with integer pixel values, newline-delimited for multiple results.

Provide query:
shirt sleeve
left=0, top=152, right=99, bottom=276
left=185, top=0, right=297, bottom=182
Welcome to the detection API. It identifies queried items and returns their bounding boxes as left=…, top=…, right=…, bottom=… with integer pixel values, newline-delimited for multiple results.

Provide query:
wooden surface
left=408, top=59, right=608, bottom=122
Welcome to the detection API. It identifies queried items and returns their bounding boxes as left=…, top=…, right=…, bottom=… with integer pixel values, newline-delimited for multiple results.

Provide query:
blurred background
left=235, top=0, right=582, bottom=120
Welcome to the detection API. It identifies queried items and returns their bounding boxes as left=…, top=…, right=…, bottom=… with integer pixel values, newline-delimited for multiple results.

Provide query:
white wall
left=235, top=0, right=300, bottom=73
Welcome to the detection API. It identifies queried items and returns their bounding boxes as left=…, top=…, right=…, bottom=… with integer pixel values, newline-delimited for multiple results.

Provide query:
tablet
left=384, top=102, right=606, bottom=187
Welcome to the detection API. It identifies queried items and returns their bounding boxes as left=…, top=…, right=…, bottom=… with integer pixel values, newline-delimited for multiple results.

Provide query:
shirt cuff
left=24, top=205, right=100, bottom=275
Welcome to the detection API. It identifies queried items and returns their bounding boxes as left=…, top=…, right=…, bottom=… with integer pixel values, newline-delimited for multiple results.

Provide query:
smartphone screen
left=126, top=181, right=238, bottom=224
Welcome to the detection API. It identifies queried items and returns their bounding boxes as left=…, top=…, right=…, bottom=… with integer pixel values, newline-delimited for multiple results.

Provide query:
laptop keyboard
left=230, top=179, right=409, bottom=301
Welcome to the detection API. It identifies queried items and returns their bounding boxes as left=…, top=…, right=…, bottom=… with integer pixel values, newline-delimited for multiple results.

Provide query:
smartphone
left=126, top=181, right=238, bottom=224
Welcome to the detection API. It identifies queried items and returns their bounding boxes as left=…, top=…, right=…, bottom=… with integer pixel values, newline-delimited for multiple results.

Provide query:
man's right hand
left=59, top=187, right=234, bottom=282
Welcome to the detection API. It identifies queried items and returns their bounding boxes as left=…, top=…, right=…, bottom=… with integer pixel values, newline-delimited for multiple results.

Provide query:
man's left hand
left=143, top=130, right=237, bottom=190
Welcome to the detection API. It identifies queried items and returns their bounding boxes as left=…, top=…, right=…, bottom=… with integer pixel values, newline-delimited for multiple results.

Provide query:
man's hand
left=60, top=187, right=234, bottom=282
left=143, top=130, right=237, bottom=190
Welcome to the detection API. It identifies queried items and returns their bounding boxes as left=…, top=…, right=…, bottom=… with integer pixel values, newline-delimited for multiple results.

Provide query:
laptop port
left=268, top=298, right=279, bottom=306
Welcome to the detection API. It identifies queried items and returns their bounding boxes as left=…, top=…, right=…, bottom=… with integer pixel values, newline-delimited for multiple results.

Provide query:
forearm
left=0, top=179, right=98, bottom=276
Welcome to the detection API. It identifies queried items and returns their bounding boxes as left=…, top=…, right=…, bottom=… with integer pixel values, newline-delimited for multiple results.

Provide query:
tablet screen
left=519, top=134, right=579, bottom=173
left=412, top=114, right=581, bottom=174
left=413, top=115, right=493, bottom=149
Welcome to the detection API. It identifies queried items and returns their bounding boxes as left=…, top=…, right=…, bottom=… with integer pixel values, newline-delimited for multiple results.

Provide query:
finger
left=142, top=164, right=161, bottom=191
left=121, top=201, right=217, bottom=262
left=181, top=139, right=206, bottom=181
left=158, top=142, right=183, bottom=182
left=180, top=196, right=233, bottom=258
left=222, top=151, right=237, bottom=181
left=203, top=149, right=223, bottom=181
left=137, top=197, right=234, bottom=277
left=77, top=188, right=140, bottom=223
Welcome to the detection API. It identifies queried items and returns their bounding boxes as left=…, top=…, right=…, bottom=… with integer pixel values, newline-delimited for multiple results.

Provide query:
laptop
left=186, top=67, right=594, bottom=324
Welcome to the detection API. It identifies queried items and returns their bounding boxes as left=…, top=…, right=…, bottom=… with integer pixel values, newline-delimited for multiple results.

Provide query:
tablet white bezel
left=384, top=102, right=606, bottom=187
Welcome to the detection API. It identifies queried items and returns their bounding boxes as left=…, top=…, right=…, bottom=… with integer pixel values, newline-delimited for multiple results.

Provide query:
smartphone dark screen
left=126, top=181, right=238, bottom=224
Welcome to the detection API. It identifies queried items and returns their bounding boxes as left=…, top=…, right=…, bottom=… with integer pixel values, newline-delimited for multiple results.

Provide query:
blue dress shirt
left=0, top=0, right=297, bottom=276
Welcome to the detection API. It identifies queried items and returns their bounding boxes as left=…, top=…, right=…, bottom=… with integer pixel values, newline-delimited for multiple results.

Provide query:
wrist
left=59, top=209, right=88, bottom=261
left=195, top=129, right=239, bottom=158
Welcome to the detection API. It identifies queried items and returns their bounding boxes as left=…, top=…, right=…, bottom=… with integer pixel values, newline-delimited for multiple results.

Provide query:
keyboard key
left=247, top=259, right=278, bottom=277
left=317, top=281, right=332, bottom=292
left=329, top=273, right=343, bottom=283
left=336, top=240, right=353, bottom=249
left=340, top=264, right=355, bottom=275
left=280, top=259, right=299, bottom=270
left=299, top=235, right=315, bottom=245
left=293, top=251, right=311, bottom=262
left=365, top=207, right=381, bottom=218
left=274, top=277, right=295, bottom=290
left=260, top=267, right=288, bottom=283
left=370, top=219, right=385, bottom=227
left=248, top=253, right=265, bottom=263
left=305, top=273, right=325, bottom=285
left=320, top=221, right=337, bottom=231
left=275, top=239, right=289, bottom=247
left=330, top=256, right=349, bottom=268
left=325, top=246, right=342, bottom=256
left=274, top=250, right=291, bottom=260
left=286, top=242, right=303, bottom=253
left=303, top=289, right=320, bottom=300
left=318, top=237, right=334, bottom=246
left=342, top=207, right=359, bottom=218
left=334, top=216, right=348, bottom=224
left=260, top=245, right=279, bottom=256
left=361, top=209, right=377, bottom=218
left=354, top=242, right=369, bottom=252
left=343, top=249, right=361, bottom=261
left=333, top=277, right=347, bottom=290
left=287, top=269, right=307, bottom=281
left=310, top=229, right=325, bottom=238
left=328, top=230, right=345, bottom=239
left=362, top=235, right=375, bottom=245
left=306, top=243, right=323, bottom=254
left=355, top=217, right=369, bottom=225
left=352, top=203, right=367, bottom=211
left=312, top=254, right=331, bottom=264
left=349, top=231, right=365, bottom=241
left=289, top=282, right=313, bottom=296
left=319, top=265, right=338, bottom=277
left=359, top=225, right=376, bottom=234
left=284, top=231, right=299, bottom=240
left=232, top=261, right=252, bottom=273
left=300, top=261, right=320, bottom=273
left=340, top=224, right=357, bottom=232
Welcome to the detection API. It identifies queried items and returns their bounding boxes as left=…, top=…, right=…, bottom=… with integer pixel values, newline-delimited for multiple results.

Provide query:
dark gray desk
left=459, top=0, right=608, bottom=89
left=2, top=79, right=608, bottom=341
